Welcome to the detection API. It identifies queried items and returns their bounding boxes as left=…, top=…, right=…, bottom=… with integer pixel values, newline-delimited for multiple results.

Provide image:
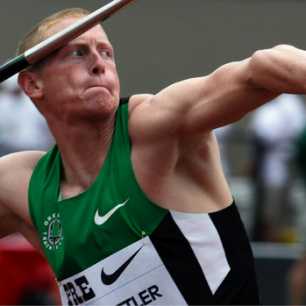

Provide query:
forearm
left=248, top=44, right=306, bottom=94
left=181, top=45, right=306, bottom=132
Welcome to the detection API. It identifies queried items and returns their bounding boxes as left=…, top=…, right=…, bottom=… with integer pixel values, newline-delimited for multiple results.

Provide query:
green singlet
left=28, top=98, right=259, bottom=305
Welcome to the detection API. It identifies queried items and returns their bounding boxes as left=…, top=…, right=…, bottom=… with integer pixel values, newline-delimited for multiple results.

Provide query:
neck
left=50, top=114, right=116, bottom=192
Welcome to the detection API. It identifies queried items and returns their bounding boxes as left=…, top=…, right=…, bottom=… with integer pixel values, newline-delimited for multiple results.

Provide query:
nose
left=90, top=50, right=106, bottom=75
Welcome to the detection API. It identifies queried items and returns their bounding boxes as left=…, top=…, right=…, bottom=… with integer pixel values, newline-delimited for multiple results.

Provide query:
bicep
left=129, top=78, right=214, bottom=143
left=154, top=59, right=277, bottom=134
left=183, top=62, right=277, bottom=133
left=130, top=59, right=277, bottom=142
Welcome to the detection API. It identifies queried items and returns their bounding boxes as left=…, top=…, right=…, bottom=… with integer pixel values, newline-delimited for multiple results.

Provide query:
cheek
left=51, top=68, right=86, bottom=94
left=43, top=76, right=82, bottom=107
left=110, top=68, right=120, bottom=92
left=113, top=75, right=120, bottom=93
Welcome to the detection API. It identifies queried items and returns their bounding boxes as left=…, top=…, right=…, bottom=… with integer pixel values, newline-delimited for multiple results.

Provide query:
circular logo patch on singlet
left=42, top=213, right=64, bottom=250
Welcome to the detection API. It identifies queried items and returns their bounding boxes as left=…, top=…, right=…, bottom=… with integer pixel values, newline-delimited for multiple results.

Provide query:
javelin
left=0, top=0, right=135, bottom=83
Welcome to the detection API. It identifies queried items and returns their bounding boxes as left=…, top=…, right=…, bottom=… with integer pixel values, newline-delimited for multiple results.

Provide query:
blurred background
left=1, top=0, right=306, bottom=304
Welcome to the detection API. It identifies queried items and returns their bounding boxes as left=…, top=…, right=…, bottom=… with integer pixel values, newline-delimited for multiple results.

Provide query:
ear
left=18, top=70, right=44, bottom=100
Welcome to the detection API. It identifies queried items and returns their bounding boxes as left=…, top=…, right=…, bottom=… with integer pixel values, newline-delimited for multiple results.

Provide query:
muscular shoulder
left=0, top=151, right=45, bottom=217
left=0, top=151, right=46, bottom=241
left=0, top=150, right=45, bottom=203
left=128, top=94, right=153, bottom=114
left=0, top=150, right=45, bottom=174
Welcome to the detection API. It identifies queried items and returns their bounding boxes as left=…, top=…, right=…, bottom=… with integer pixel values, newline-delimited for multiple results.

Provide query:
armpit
left=0, top=212, right=20, bottom=239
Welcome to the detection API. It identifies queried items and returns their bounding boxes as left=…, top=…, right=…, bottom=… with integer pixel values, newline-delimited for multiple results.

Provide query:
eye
left=100, top=49, right=113, bottom=60
left=70, top=48, right=86, bottom=57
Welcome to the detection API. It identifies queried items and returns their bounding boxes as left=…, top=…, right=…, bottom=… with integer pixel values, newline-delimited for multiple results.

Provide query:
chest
left=39, top=176, right=167, bottom=281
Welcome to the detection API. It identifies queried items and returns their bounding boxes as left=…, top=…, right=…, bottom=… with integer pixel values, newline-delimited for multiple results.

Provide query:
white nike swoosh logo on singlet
left=94, top=199, right=129, bottom=226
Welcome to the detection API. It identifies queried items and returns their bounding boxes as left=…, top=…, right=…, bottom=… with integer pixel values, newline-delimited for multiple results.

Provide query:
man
left=1, top=7, right=305, bottom=305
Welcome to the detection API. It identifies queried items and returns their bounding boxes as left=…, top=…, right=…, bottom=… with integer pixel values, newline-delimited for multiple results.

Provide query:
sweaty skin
left=0, top=16, right=305, bottom=253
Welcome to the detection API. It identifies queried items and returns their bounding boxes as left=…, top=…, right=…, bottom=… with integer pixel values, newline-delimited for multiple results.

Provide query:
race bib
left=59, top=237, right=187, bottom=305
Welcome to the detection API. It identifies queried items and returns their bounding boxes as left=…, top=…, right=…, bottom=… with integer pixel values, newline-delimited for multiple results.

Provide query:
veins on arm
left=248, top=44, right=306, bottom=94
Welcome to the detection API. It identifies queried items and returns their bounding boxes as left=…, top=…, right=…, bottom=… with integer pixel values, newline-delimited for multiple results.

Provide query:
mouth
left=88, top=84, right=109, bottom=90
left=82, top=85, right=114, bottom=101
left=87, top=85, right=111, bottom=94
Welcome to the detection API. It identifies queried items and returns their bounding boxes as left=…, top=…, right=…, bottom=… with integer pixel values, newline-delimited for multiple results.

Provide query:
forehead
left=45, top=16, right=110, bottom=45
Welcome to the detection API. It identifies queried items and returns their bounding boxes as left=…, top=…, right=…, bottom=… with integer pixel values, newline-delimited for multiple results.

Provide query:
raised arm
left=130, top=44, right=306, bottom=140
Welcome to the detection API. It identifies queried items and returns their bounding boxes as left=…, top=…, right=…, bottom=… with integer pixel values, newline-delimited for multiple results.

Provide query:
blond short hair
left=17, top=8, right=90, bottom=55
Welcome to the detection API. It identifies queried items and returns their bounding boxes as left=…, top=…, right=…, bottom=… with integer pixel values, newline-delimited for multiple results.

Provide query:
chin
left=85, top=95, right=119, bottom=118
left=98, top=94, right=119, bottom=110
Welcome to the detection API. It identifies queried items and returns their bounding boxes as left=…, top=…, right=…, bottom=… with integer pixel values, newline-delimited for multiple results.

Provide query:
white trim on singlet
left=170, top=210, right=230, bottom=294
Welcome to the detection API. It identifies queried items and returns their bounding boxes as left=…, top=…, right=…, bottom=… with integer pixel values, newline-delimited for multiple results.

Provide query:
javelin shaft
left=0, top=0, right=134, bottom=83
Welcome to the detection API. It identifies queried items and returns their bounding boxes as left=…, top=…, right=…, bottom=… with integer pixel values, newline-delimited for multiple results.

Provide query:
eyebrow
left=53, top=38, right=114, bottom=61
left=67, top=39, right=112, bottom=49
